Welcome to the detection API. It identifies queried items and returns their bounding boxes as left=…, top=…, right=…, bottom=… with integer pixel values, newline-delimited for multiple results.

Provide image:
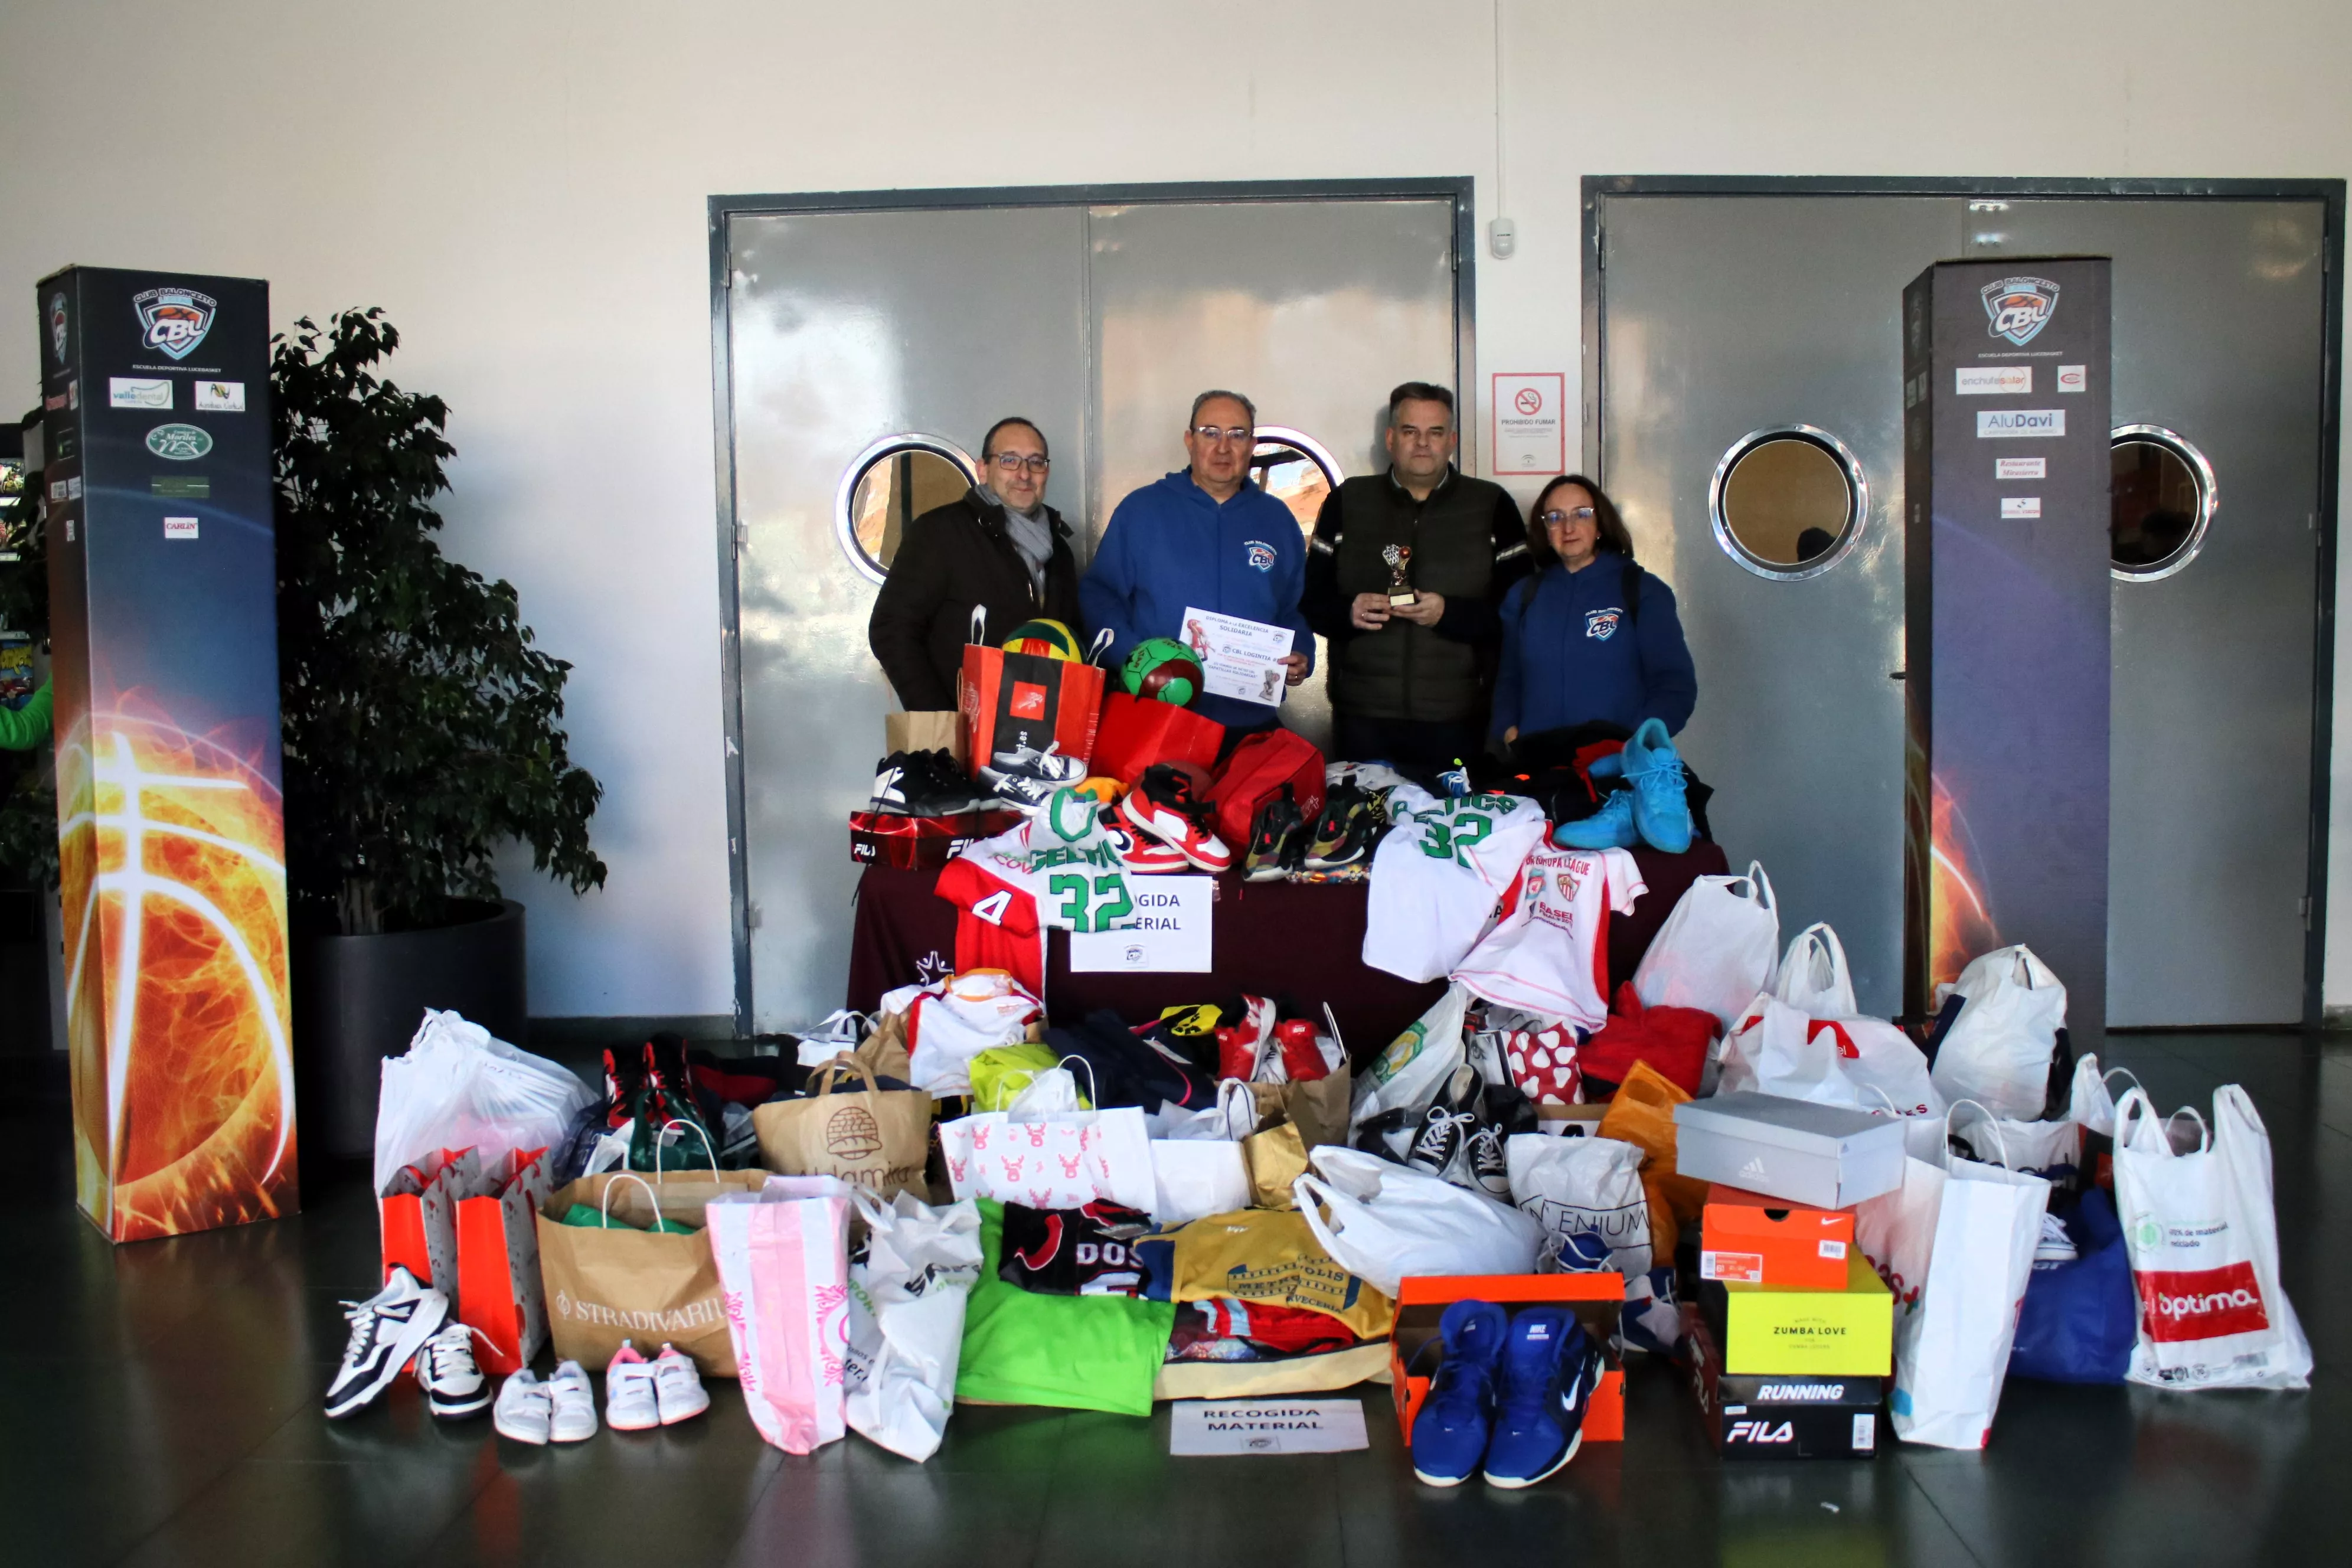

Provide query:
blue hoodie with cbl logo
left=1080, top=470, right=1316, bottom=729
left=1490, top=553, right=1697, bottom=742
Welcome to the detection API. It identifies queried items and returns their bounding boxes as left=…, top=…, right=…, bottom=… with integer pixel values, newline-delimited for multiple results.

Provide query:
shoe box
left=1672, top=1092, right=1906, bottom=1208
left=1390, top=1273, right=1625, bottom=1449
left=1683, top=1305, right=1882, bottom=1459
left=1696, top=1248, right=1892, bottom=1377
left=1699, top=1185, right=1855, bottom=1290
left=848, top=808, right=1020, bottom=870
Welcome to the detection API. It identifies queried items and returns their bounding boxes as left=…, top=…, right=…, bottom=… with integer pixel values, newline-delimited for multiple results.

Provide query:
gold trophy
left=1381, top=543, right=1418, bottom=609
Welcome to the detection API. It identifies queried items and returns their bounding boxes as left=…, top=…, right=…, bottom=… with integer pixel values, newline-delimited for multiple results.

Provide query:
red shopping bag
left=456, top=1147, right=556, bottom=1375
left=379, top=1147, right=472, bottom=1289
left=1092, top=690, right=1225, bottom=785
left=1207, top=728, right=1325, bottom=850
left=959, top=612, right=1108, bottom=779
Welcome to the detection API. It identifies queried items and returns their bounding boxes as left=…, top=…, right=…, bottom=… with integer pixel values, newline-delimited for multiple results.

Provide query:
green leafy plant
left=0, top=455, right=55, bottom=888
left=275, top=308, right=605, bottom=935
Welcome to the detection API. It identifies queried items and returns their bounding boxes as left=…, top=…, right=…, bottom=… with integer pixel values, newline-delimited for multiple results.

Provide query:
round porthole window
left=1707, top=424, right=1868, bottom=582
left=2111, top=425, right=2215, bottom=582
left=835, top=434, right=979, bottom=584
left=1250, top=426, right=1345, bottom=537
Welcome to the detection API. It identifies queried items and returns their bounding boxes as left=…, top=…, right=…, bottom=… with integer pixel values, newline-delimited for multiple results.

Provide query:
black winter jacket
left=867, top=489, right=1086, bottom=711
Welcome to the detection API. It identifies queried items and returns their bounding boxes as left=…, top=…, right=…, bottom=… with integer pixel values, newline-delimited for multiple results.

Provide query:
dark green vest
left=1330, top=468, right=1507, bottom=723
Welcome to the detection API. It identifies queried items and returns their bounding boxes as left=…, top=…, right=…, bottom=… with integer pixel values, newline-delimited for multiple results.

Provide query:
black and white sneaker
left=415, top=1320, right=492, bottom=1419
left=873, top=750, right=992, bottom=816
left=1466, top=1123, right=1511, bottom=1201
left=985, top=742, right=1087, bottom=786
left=1406, top=1066, right=1482, bottom=1178
left=325, top=1266, right=449, bottom=1419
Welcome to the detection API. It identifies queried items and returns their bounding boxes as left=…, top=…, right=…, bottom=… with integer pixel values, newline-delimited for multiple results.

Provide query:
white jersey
left=1453, top=845, right=1646, bottom=1031
left=1362, top=786, right=1549, bottom=983
left=937, top=789, right=1139, bottom=937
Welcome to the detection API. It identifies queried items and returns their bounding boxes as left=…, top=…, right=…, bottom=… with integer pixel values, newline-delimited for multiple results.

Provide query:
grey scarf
left=980, top=484, right=1052, bottom=596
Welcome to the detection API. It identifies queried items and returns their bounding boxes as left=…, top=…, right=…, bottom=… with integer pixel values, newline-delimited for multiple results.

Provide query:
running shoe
left=1119, top=764, right=1232, bottom=872
left=1302, top=784, right=1384, bottom=870
left=1241, top=787, right=1306, bottom=882
left=1482, top=1309, right=1601, bottom=1488
left=414, top=1320, right=492, bottom=1419
left=1550, top=788, right=1638, bottom=851
left=1410, top=1299, right=1508, bottom=1486
left=325, top=1267, right=449, bottom=1419
left=652, top=1344, right=711, bottom=1425
left=606, top=1341, right=661, bottom=1432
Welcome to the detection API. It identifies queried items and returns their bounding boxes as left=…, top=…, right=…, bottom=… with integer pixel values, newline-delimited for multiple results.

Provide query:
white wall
left=2, top=1, right=2347, bottom=1017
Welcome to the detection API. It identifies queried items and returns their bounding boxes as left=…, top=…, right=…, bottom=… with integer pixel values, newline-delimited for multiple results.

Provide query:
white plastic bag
left=842, top=1187, right=984, bottom=1462
left=1947, top=1101, right=2082, bottom=1187
left=1631, top=860, right=1780, bottom=1028
left=374, top=1010, right=596, bottom=1195
left=1774, top=923, right=1858, bottom=1018
left=1504, top=1133, right=1652, bottom=1276
left=1929, top=946, right=2065, bottom=1121
left=1811, top=1017, right=1945, bottom=1121
left=1292, top=1145, right=1541, bottom=1298
left=1350, top=983, right=1469, bottom=1131
left=1147, top=1140, right=1251, bottom=1225
left=1853, top=1109, right=2050, bottom=1449
left=2112, top=1086, right=2311, bottom=1390
left=2066, top=1054, right=2142, bottom=1138
left=1718, top=994, right=1857, bottom=1106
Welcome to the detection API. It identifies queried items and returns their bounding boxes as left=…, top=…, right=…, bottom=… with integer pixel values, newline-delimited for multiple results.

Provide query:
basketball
left=1001, top=618, right=1081, bottom=660
left=1122, top=636, right=1205, bottom=705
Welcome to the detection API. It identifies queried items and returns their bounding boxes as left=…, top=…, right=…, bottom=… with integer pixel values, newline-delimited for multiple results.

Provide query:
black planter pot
left=293, top=899, right=528, bottom=1161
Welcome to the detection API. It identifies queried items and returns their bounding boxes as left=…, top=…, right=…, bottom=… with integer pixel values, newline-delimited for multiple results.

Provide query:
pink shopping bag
left=705, top=1177, right=854, bottom=1454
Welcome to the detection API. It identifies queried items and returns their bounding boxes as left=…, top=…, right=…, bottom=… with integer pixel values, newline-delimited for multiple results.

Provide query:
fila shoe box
left=1391, top=1273, right=1624, bottom=1449
left=1698, top=1250, right=1893, bottom=1377
left=1700, top=1185, right=1855, bottom=1291
left=1673, top=1092, right=1905, bottom=1209
left=1684, top=1306, right=1881, bottom=1460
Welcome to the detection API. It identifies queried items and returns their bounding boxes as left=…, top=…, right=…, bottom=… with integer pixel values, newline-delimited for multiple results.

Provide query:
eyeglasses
left=990, top=453, right=1050, bottom=475
left=1191, top=425, right=1254, bottom=445
left=1539, top=507, right=1598, bottom=527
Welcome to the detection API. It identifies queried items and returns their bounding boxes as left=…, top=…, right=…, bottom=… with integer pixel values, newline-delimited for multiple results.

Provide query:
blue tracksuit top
left=1080, top=470, right=1317, bottom=729
left=1490, top=554, right=1698, bottom=741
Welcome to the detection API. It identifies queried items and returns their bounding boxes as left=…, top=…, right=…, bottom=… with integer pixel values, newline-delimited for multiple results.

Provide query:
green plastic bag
left=557, top=1201, right=696, bottom=1235
left=955, top=1201, right=1171, bottom=1416
left=969, top=1044, right=1089, bottom=1112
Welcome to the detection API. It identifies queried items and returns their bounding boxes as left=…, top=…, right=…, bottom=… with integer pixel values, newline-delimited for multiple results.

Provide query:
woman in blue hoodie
left=1491, top=475, right=1696, bottom=748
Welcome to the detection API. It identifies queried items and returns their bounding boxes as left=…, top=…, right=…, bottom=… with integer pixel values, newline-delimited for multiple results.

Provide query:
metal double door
left=719, top=193, right=1462, bottom=1031
left=1593, top=191, right=2330, bottom=1024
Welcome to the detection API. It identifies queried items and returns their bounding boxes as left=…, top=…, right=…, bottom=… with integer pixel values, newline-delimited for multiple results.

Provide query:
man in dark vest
left=1302, top=382, right=1532, bottom=766
left=867, top=416, right=1085, bottom=711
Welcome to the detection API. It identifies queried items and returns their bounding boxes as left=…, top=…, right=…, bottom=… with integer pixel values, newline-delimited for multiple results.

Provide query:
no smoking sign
left=1492, top=373, right=1565, bottom=475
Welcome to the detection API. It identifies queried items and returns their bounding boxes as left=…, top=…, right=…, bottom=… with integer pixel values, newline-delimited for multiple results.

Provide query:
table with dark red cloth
left=845, top=841, right=1730, bottom=1054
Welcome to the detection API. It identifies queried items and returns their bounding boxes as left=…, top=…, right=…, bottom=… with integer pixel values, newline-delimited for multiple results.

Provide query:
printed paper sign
left=1178, top=606, right=1293, bottom=707
left=2056, top=364, right=2088, bottom=393
left=110, top=377, right=172, bottom=409
left=1492, top=372, right=1566, bottom=475
left=1976, top=409, right=2065, bottom=439
left=1995, top=457, right=2046, bottom=480
left=193, top=380, right=246, bottom=412
left=2001, top=496, right=2042, bottom=520
left=1069, top=874, right=1213, bottom=972
left=1169, top=1399, right=1370, bottom=1456
left=1955, top=365, right=2031, bottom=395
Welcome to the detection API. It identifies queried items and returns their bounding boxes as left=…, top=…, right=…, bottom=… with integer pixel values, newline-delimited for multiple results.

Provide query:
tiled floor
left=5, top=1032, right=2347, bottom=1566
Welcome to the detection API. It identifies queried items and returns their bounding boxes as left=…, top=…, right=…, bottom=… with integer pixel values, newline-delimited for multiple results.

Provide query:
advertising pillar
left=1901, top=257, right=2112, bottom=1043
left=38, top=267, right=296, bottom=1240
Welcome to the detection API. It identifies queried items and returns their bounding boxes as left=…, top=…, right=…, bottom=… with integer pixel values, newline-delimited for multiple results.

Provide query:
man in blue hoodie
left=1080, top=390, right=1315, bottom=733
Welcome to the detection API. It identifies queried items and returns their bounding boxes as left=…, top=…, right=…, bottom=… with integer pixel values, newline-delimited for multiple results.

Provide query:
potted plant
left=275, top=309, right=605, bottom=1159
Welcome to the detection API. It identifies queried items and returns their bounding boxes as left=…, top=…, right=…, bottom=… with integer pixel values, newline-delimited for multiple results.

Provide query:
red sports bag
left=1207, top=729, right=1326, bottom=851
left=1092, top=690, right=1225, bottom=786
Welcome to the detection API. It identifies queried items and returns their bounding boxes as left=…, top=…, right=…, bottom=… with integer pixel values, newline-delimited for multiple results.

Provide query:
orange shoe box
left=1390, top=1273, right=1625, bottom=1448
left=1700, top=1185, right=1856, bottom=1290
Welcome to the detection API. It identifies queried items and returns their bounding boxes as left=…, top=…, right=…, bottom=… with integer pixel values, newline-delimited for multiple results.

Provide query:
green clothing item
left=557, top=1201, right=696, bottom=1234
left=955, top=1199, right=1171, bottom=1416
left=0, top=681, right=51, bottom=752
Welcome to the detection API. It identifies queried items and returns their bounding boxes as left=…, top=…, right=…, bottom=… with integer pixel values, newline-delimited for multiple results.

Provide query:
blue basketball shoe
left=1550, top=788, right=1637, bottom=850
left=1410, top=1299, right=1508, bottom=1486
left=1619, top=718, right=1693, bottom=853
left=1482, top=1308, right=1603, bottom=1488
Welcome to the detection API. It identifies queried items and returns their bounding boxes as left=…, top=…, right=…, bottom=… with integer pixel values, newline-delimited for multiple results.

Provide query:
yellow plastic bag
left=969, top=1044, right=1088, bottom=1112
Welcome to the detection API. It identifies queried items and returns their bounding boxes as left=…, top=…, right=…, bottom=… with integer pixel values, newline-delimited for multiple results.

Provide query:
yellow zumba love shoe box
left=1698, top=1249, right=1893, bottom=1376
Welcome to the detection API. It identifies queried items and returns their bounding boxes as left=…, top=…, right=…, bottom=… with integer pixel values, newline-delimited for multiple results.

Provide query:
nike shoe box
left=1391, top=1273, right=1625, bottom=1449
left=848, top=808, right=1019, bottom=870
left=1672, top=1092, right=1906, bottom=1208
left=1697, top=1249, right=1893, bottom=1377
left=1684, top=1305, right=1881, bottom=1459
left=1700, top=1185, right=1856, bottom=1290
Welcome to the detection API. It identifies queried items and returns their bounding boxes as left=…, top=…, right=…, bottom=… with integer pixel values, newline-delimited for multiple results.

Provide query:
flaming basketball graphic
left=63, top=709, right=296, bottom=1240
left=1927, top=773, right=2000, bottom=994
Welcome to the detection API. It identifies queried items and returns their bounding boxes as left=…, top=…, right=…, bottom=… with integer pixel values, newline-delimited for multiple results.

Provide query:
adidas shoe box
left=1684, top=1305, right=1881, bottom=1459
left=1700, top=1185, right=1856, bottom=1290
left=1672, top=1092, right=1906, bottom=1208
left=1697, top=1249, right=1892, bottom=1377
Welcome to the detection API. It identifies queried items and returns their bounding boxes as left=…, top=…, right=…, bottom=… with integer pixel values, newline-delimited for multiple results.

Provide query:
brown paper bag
left=887, top=710, right=965, bottom=766
left=1596, top=1060, right=1710, bottom=1257
left=535, top=1168, right=768, bottom=1376
left=1243, top=1119, right=1309, bottom=1210
left=752, top=1056, right=930, bottom=1198
left=858, top=1009, right=915, bottom=1084
left=1250, top=1065, right=1353, bottom=1152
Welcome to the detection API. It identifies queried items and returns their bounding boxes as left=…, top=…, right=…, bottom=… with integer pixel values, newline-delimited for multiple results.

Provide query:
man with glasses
left=1301, top=381, right=1531, bottom=768
left=1081, top=389, right=1313, bottom=732
left=868, top=416, right=1084, bottom=712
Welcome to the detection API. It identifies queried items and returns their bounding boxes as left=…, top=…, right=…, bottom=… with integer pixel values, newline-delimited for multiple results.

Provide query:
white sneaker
left=2033, top=1211, right=2079, bottom=1267
left=606, top=1341, right=661, bottom=1432
left=414, top=1320, right=492, bottom=1419
left=547, top=1360, right=598, bottom=1442
left=325, top=1266, right=449, bottom=1419
left=652, top=1344, right=711, bottom=1425
left=493, top=1370, right=552, bottom=1445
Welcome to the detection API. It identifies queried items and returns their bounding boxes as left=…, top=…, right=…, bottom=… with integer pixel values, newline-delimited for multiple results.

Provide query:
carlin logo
left=133, top=286, right=218, bottom=361
left=1243, top=540, right=1277, bottom=572
left=824, top=1105, right=884, bottom=1162
left=145, top=423, right=213, bottom=461
left=1726, top=1420, right=1796, bottom=1444
left=1585, top=607, right=1622, bottom=642
left=1981, top=275, right=2060, bottom=347
left=47, top=293, right=68, bottom=365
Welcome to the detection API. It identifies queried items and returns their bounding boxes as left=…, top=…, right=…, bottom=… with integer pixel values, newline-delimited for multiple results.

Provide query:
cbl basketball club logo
left=1981, top=276, right=2060, bottom=347
left=132, top=286, right=218, bottom=361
